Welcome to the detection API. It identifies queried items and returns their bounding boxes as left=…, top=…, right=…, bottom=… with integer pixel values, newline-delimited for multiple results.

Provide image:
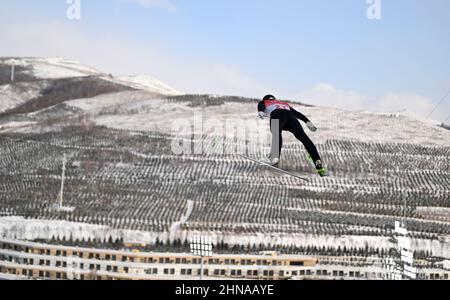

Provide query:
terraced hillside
left=0, top=91, right=449, bottom=257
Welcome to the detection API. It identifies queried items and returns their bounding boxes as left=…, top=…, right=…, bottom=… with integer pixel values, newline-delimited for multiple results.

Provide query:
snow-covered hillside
left=63, top=94, right=450, bottom=147
left=114, top=75, right=182, bottom=96
left=3, top=57, right=103, bottom=79
left=0, top=82, right=42, bottom=113
left=0, top=57, right=182, bottom=113
left=0, top=58, right=449, bottom=261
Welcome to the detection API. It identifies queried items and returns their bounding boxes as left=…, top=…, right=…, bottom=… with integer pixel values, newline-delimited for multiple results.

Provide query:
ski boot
left=307, top=155, right=328, bottom=177
left=262, top=155, right=280, bottom=167
left=314, top=160, right=328, bottom=177
left=271, top=157, right=280, bottom=168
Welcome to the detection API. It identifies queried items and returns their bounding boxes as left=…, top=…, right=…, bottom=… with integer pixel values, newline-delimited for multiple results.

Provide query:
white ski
left=240, top=155, right=310, bottom=182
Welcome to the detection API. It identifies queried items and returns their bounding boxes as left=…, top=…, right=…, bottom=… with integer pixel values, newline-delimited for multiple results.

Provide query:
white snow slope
left=3, top=57, right=103, bottom=79
left=115, top=75, right=182, bottom=96
left=64, top=95, right=450, bottom=147
left=0, top=82, right=42, bottom=113
left=0, top=57, right=182, bottom=105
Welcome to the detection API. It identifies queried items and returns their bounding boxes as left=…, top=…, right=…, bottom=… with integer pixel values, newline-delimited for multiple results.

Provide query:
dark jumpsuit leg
left=285, top=115, right=321, bottom=163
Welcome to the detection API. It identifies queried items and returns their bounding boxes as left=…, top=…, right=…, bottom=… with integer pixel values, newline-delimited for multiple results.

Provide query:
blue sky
left=1, top=0, right=449, bottom=122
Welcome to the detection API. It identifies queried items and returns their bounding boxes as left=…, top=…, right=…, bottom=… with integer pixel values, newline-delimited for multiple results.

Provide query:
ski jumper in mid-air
left=257, top=95, right=327, bottom=177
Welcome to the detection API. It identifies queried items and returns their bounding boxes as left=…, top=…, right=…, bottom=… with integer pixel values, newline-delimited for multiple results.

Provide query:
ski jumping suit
left=257, top=99, right=321, bottom=163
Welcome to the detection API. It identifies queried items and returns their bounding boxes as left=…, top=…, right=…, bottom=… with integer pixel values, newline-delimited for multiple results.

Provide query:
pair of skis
left=240, top=155, right=329, bottom=182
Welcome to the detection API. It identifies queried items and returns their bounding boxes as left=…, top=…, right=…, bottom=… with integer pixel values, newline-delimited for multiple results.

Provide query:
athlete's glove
left=306, top=121, right=317, bottom=132
left=258, top=111, right=267, bottom=119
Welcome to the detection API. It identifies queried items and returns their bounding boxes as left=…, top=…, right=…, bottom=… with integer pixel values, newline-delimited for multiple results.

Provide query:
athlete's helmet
left=263, top=95, right=276, bottom=101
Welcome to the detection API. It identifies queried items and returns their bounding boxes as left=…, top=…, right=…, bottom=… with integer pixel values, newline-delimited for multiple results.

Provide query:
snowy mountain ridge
left=114, top=75, right=182, bottom=96
left=3, top=57, right=103, bottom=79
left=0, top=57, right=182, bottom=96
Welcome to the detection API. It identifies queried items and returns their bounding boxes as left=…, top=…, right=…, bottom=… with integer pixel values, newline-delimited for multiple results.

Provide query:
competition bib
left=264, top=100, right=291, bottom=115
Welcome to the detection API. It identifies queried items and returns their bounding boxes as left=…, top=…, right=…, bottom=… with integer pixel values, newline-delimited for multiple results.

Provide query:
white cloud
left=289, top=83, right=446, bottom=121
left=0, top=20, right=268, bottom=98
left=125, top=0, right=177, bottom=12
left=312, top=83, right=337, bottom=94
left=206, top=65, right=273, bottom=98
left=373, top=93, right=435, bottom=116
left=0, top=20, right=177, bottom=81
left=292, top=83, right=367, bottom=111
left=0, top=19, right=445, bottom=121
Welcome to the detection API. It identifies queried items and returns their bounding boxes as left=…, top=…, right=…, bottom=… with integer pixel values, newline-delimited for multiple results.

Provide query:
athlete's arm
left=257, top=101, right=267, bottom=119
left=290, top=106, right=311, bottom=123
left=257, top=101, right=265, bottom=112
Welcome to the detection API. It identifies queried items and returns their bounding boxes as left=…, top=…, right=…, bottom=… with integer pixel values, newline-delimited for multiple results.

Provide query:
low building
left=0, top=238, right=448, bottom=280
